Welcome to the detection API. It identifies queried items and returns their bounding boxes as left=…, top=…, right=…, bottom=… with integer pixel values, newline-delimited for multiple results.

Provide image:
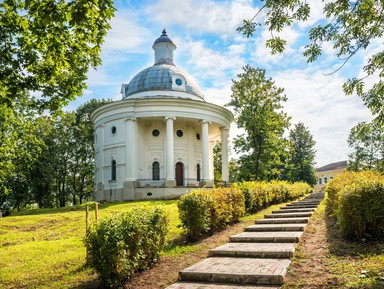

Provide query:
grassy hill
left=0, top=200, right=181, bottom=289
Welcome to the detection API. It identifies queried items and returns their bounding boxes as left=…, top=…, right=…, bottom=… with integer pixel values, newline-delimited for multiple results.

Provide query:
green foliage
left=285, top=122, right=317, bottom=185
left=178, top=188, right=245, bottom=241
left=234, top=180, right=311, bottom=214
left=0, top=0, right=115, bottom=113
left=347, top=121, right=384, bottom=172
left=1, top=98, right=109, bottom=210
left=326, top=171, right=384, bottom=240
left=226, top=65, right=290, bottom=181
left=238, top=0, right=384, bottom=124
left=84, top=207, right=168, bottom=288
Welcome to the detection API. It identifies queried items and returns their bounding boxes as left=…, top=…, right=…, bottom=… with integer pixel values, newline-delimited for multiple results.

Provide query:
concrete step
left=256, top=217, right=309, bottom=224
left=265, top=212, right=312, bottom=218
left=245, top=223, right=306, bottom=232
left=179, top=257, right=290, bottom=285
left=290, top=201, right=320, bottom=205
left=285, top=203, right=318, bottom=208
left=208, top=243, right=296, bottom=258
left=281, top=205, right=318, bottom=209
left=230, top=231, right=303, bottom=243
left=272, top=208, right=315, bottom=213
left=166, top=282, right=282, bottom=289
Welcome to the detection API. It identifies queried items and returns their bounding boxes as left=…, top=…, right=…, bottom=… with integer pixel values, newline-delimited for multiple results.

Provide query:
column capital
left=125, top=117, right=136, bottom=122
left=164, top=116, right=176, bottom=121
left=200, top=120, right=211, bottom=125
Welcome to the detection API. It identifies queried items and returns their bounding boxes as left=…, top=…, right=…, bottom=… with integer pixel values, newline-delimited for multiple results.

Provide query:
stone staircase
left=166, top=192, right=324, bottom=289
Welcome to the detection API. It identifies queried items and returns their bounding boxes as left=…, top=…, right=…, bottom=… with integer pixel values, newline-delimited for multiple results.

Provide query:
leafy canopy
left=227, top=65, right=290, bottom=181
left=238, top=0, right=384, bottom=125
left=286, top=122, right=317, bottom=185
left=0, top=0, right=115, bottom=112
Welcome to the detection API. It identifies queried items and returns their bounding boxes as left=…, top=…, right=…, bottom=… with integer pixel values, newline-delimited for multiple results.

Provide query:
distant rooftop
left=316, top=161, right=348, bottom=172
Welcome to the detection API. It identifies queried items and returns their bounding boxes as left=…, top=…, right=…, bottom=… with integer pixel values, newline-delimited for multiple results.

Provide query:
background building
left=314, top=160, right=348, bottom=193
left=91, top=30, right=233, bottom=201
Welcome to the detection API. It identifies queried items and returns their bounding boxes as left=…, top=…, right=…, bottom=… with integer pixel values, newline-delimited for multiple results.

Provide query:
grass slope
left=0, top=200, right=180, bottom=289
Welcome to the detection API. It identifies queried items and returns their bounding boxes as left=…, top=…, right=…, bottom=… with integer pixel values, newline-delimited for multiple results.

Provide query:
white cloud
left=175, top=37, right=246, bottom=88
left=252, top=26, right=302, bottom=66
left=144, top=0, right=257, bottom=36
left=103, top=9, right=151, bottom=53
left=273, top=68, right=373, bottom=167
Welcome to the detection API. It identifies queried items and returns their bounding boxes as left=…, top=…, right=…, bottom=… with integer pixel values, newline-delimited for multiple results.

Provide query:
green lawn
left=0, top=200, right=181, bottom=289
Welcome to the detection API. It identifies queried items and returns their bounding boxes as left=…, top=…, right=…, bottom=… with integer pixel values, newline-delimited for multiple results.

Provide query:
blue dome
left=122, top=64, right=204, bottom=100
left=121, top=30, right=205, bottom=101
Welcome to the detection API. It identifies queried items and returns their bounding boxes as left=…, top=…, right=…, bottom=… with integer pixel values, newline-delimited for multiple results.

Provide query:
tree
left=238, top=1, right=384, bottom=125
left=0, top=96, right=46, bottom=211
left=1, top=0, right=115, bottom=112
left=285, top=122, right=317, bottom=185
left=69, top=99, right=110, bottom=204
left=347, top=122, right=384, bottom=172
left=0, top=1, right=115, bottom=192
left=213, top=141, right=239, bottom=185
left=227, top=65, right=290, bottom=181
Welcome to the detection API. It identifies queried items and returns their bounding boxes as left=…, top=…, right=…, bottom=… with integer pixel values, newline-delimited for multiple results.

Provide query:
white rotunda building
left=92, top=30, right=233, bottom=201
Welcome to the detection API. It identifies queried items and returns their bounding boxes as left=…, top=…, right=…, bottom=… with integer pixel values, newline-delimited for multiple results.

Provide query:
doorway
left=175, top=162, right=184, bottom=186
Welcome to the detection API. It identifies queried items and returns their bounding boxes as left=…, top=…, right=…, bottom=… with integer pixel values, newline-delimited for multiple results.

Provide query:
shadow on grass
left=324, top=203, right=384, bottom=257
left=12, top=199, right=179, bottom=217
left=323, top=201, right=384, bottom=289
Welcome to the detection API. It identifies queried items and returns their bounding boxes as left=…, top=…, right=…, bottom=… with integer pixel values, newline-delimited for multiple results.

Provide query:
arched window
left=111, top=160, right=117, bottom=180
left=152, top=162, right=160, bottom=181
left=196, top=164, right=201, bottom=182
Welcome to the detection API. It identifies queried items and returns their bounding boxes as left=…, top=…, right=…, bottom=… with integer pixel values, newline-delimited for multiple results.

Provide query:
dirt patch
left=283, top=207, right=343, bottom=288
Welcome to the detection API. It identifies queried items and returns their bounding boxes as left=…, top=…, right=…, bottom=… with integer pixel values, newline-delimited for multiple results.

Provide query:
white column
left=187, top=123, right=195, bottom=183
left=99, top=125, right=105, bottom=184
left=165, top=116, right=176, bottom=182
left=201, top=120, right=211, bottom=182
left=221, top=127, right=229, bottom=184
left=209, top=140, right=214, bottom=181
left=125, top=117, right=137, bottom=181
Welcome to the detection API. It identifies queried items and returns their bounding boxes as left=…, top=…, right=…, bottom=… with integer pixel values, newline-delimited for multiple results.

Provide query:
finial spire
left=161, top=29, right=167, bottom=36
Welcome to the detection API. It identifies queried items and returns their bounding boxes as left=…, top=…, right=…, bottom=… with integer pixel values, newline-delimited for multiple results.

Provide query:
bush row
left=234, top=180, right=311, bottom=214
left=178, top=187, right=245, bottom=241
left=326, top=171, right=384, bottom=240
left=83, top=207, right=168, bottom=288
left=178, top=181, right=311, bottom=240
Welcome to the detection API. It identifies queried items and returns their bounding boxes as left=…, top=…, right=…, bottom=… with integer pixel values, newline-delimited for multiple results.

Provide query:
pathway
left=166, top=192, right=325, bottom=289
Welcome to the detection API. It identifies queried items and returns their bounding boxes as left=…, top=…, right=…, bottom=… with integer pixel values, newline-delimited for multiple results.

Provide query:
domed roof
left=153, top=29, right=174, bottom=46
left=121, top=30, right=205, bottom=101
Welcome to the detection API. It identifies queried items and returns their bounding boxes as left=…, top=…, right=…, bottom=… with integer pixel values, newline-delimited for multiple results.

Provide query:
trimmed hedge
left=178, top=187, right=245, bottom=241
left=326, top=171, right=384, bottom=239
left=83, top=207, right=168, bottom=288
left=234, top=181, right=311, bottom=214
left=178, top=181, right=311, bottom=241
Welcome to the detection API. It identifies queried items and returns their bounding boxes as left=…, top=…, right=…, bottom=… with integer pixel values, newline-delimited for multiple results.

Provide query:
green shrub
left=178, top=187, right=245, bottom=241
left=328, top=171, right=384, bottom=240
left=326, top=171, right=356, bottom=213
left=234, top=181, right=311, bottom=214
left=84, top=207, right=168, bottom=288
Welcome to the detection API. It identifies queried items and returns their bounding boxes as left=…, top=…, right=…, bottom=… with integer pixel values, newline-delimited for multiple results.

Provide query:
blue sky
left=68, top=0, right=377, bottom=168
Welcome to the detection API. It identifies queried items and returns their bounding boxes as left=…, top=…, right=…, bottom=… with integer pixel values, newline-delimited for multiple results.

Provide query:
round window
left=175, top=78, right=182, bottom=86
left=111, top=126, right=117, bottom=135
left=176, top=129, right=183, bottom=137
left=152, top=129, right=160, bottom=137
left=196, top=133, right=200, bottom=140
